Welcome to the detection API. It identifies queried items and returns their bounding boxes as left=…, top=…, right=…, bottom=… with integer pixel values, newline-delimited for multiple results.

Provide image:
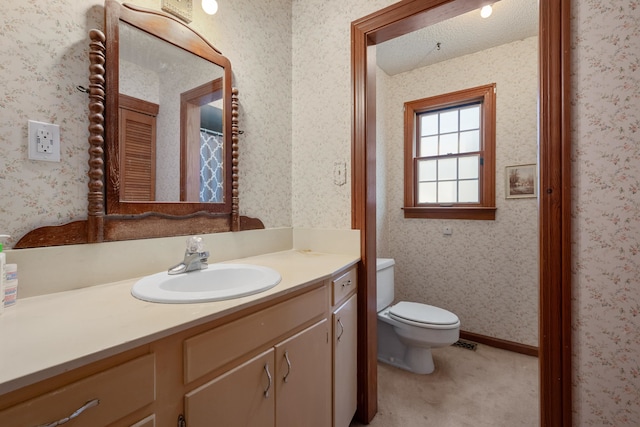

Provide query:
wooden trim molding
left=403, top=83, right=496, bottom=219
left=538, top=1, right=572, bottom=426
left=459, top=331, right=539, bottom=358
left=352, top=0, right=571, bottom=425
left=119, top=94, right=159, bottom=116
left=179, top=79, right=223, bottom=202
left=402, top=206, right=496, bottom=220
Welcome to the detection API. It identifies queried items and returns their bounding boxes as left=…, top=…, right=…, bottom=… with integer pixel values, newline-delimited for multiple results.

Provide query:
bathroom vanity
left=0, top=250, right=358, bottom=427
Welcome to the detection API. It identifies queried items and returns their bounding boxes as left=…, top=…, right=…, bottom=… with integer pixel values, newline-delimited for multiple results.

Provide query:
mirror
left=105, top=0, right=233, bottom=214
left=118, top=21, right=226, bottom=204
left=14, top=0, right=264, bottom=248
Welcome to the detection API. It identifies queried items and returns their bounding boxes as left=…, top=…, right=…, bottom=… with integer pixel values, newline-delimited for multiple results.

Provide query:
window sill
left=403, top=206, right=496, bottom=220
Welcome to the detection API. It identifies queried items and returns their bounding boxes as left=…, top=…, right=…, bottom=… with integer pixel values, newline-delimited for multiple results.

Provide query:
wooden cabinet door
left=184, top=348, right=275, bottom=427
left=275, top=319, right=331, bottom=427
left=333, top=294, right=358, bottom=427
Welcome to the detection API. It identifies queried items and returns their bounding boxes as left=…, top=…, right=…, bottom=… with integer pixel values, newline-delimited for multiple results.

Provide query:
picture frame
left=161, top=0, right=193, bottom=23
left=505, top=164, right=537, bottom=199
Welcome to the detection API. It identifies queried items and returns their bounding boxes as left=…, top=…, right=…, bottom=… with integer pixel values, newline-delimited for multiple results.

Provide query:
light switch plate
left=333, top=161, right=347, bottom=186
left=161, top=0, right=193, bottom=23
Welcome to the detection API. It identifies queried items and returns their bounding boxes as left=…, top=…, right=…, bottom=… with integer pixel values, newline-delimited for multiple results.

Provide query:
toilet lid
left=389, top=301, right=459, bottom=326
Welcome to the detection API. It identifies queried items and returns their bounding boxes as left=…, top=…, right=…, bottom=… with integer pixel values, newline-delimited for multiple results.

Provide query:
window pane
left=459, top=130, right=480, bottom=153
left=439, top=110, right=458, bottom=133
left=438, top=181, right=457, bottom=203
left=418, top=159, right=436, bottom=182
left=459, top=179, right=479, bottom=203
left=418, top=182, right=437, bottom=203
left=459, top=155, right=479, bottom=179
left=420, top=136, right=438, bottom=156
left=439, top=133, right=458, bottom=155
left=438, top=158, right=457, bottom=180
left=460, top=105, right=480, bottom=131
left=421, top=114, right=438, bottom=136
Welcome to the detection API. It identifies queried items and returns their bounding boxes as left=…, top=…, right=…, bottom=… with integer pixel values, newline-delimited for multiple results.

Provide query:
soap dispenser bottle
left=0, top=235, right=8, bottom=315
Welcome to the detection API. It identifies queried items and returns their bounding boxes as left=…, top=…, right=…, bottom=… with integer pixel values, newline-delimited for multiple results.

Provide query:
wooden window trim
left=403, top=84, right=496, bottom=220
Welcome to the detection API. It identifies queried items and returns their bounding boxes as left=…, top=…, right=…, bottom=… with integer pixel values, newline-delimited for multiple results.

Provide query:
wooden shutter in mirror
left=119, top=94, right=158, bottom=201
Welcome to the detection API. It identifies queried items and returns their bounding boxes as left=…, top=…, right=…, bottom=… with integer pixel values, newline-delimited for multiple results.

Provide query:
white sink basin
left=131, top=264, right=282, bottom=303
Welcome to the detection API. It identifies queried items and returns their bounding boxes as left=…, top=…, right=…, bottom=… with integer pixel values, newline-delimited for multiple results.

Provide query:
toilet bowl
left=376, top=258, right=460, bottom=374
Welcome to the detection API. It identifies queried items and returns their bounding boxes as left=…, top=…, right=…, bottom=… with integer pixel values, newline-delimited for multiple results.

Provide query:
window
left=403, top=84, right=496, bottom=220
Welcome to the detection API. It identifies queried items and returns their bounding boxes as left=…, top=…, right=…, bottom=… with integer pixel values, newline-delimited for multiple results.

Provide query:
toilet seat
left=388, top=301, right=459, bottom=329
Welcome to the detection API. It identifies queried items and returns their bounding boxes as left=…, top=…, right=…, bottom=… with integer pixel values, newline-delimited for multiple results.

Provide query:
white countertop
left=0, top=250, right=359, bottom=395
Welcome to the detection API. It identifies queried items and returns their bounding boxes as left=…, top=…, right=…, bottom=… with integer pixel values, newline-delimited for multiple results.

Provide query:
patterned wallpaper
left=0, top=0, right=293, bottom=247
left=1, top=0, right=638, bottom=424
left=571, top=1, right=640, bottom=425
left=290, top=0, right=391, bottom=229
left=0, top=1, right=103, bottom=247
left=376, top=37, right=539, bottom=347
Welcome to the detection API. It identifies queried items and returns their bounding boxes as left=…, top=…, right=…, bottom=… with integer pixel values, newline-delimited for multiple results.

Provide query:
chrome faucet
left=168, top=236, right=210, bottom=275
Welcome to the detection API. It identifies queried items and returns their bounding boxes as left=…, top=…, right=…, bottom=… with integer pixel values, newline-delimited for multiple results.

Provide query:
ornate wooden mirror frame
left=351, top=1, right=571, bottom=425
left=16, top=1, right=263, bottom=248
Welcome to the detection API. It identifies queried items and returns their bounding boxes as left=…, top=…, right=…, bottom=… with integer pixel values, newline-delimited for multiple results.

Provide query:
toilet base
left=377, top=318, right=436, bottom=374
left=378, top=347, right=435, bottom=374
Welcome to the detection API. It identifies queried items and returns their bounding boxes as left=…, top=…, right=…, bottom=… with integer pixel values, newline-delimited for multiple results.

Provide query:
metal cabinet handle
left=341, top=279, right=352, bottom=288
left=264, top=363, right=272, bottom=398
left=337, top=318, right=345, bottom=341
left=283, top=351, right=292, bottom=383
left=37, top=398, right=100, bottom=427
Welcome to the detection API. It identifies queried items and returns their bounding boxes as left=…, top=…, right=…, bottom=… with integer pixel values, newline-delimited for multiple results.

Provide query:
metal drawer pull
left=283, top=351, right=292, bottom=383
left=337, top=318, right=345, bottom=341
left=341, top=279, right=352, bottom=288
left=264, top=363, right=272, bottom=398
left=37, top=398, right=100, bottom=427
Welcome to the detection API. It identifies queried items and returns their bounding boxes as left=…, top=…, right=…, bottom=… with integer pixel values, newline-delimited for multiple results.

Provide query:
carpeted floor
left=351, top=343, right=539, bottom=427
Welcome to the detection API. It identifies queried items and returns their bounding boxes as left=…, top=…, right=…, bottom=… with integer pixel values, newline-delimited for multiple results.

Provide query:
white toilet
left=377, top=258, right=460, bottom=374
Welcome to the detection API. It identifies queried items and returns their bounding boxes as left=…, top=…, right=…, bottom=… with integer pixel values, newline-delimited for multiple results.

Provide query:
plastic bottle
left=4, top=264, right=17, bottom=308
left=0, top=235, right=8, bottom=315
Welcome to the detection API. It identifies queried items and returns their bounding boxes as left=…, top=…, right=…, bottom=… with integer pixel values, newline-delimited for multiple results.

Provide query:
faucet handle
left=186, top=236, right=205, bottom=253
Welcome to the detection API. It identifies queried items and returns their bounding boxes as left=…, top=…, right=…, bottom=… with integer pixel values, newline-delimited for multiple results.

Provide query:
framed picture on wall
left=505, top=164, right=537, bottom=199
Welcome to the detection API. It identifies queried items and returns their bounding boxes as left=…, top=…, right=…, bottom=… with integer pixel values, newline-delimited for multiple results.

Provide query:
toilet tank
left=376, top=258, right=395, bottom=312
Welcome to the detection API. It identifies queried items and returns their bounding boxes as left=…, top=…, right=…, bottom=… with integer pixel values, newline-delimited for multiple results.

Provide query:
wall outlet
left=28, top=120, right=60, bottom=162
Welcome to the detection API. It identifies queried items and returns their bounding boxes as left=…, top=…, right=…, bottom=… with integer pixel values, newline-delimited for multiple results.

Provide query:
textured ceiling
left=376, top=0, right=538, bottom=76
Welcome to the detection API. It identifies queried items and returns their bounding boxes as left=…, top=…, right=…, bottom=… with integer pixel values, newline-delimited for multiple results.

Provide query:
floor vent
left=453, top=339, right=478, bottom=351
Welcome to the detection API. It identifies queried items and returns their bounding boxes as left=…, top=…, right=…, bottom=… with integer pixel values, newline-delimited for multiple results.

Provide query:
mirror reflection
left=118, top=22, right=225, bottom=203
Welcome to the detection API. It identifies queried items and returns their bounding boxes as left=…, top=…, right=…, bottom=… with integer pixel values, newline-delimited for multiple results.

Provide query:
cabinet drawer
left=332, top=268, right=356, bottom=306
left=130, top=414, right=156, bottom=427
left=184, top=284, right=326, bottom=384
left=0, top=353, right=155, bottom=427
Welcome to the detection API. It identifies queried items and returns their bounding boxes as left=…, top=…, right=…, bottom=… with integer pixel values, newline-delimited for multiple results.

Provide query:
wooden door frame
left=351, top=0, right=572, bottom=425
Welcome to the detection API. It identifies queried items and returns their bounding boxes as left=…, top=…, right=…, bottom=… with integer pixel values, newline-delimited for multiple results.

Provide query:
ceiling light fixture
left=202, top=0, right=218, bottom=15
left=480, top=4, right=493, bottom=18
